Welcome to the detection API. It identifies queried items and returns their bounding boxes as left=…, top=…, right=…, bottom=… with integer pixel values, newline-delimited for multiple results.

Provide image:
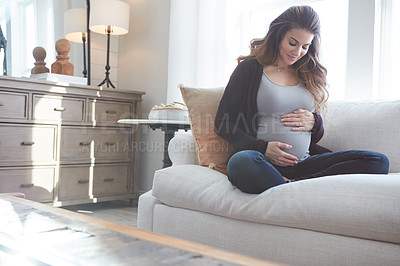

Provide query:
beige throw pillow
left=180, top=85, right=232, bottom=174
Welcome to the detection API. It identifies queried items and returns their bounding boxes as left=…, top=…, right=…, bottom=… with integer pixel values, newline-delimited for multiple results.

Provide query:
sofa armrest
left=137, top=190, right=162, bottom=231
left=168, top=131, right=198, bottom=165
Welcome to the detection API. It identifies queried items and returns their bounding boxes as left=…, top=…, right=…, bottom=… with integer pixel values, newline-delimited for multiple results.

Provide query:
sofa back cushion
left=180, top=85, right=232, bottom=174
left=320, top=100, right=400, bottom=173
left=174, top=92, right=400, bottom=173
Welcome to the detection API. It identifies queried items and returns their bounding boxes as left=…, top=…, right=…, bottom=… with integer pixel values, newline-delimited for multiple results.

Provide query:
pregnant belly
left=257, top=125, right=311, bottom=160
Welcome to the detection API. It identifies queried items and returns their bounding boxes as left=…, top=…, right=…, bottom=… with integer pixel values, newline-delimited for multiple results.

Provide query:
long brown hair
left=238, top=6, right=328, bottom=112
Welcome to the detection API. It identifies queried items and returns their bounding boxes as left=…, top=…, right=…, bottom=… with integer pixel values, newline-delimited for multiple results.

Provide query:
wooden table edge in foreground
left=0, top=196, right=282, bottom=266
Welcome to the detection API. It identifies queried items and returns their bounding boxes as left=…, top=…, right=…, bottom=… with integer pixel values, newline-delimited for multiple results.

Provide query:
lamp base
left=98, top=74, right=115, bottom=88
left=98, top=30, right=115, bottom=89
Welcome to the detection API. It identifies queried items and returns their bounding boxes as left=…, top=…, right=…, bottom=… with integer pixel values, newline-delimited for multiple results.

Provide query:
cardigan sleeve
left=214, top=61, right=268, bottom=155
left=309, top=112, right=331, bottom=155
left=311, top=112, right=324, bottom=144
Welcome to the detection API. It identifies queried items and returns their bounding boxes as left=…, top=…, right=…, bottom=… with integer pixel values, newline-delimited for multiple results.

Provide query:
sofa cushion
left=180, top=85, right=232, bottom=174
left=320, top=100, right=400, bottom=173
left=152, top=165, right=400, bottom=245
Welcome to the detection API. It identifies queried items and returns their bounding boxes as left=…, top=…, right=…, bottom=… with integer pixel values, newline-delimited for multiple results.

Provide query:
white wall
left=117, top=0, right=171, bottom=193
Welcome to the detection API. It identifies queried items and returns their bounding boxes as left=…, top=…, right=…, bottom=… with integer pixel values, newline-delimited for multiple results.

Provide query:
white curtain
left=167, top=0, right=399, bottom=102
left=166, top=0, right=350, bottom=104
left=374, top=0, right=400, bottom=99
left=167, top=0, right=243, bottom=103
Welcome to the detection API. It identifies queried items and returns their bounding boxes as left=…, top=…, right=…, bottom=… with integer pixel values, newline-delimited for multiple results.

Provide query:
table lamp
left=89, top=0, right=130, bottom=88
left=64, top=8, right=88, bottom=78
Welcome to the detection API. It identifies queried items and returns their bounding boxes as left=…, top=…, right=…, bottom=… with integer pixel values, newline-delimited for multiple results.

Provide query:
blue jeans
left=227, top=150, right=389, bottom=194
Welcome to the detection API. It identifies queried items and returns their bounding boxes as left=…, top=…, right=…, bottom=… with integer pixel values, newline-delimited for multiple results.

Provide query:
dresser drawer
left=33, top=94, right=85, bottom=121
left=60, top=127, right=130, bottom=162
left=93, top=164, right=129, bottom=196
left=0, top=91, right=28, bottom=120
left=59, top=164, right=129, bottom=199
left=0, top=167, right=54, bottom=202
left=59, top=166, right=91, bottom=201
left=89, top=100, right=133, bottom=123
left=0, top=124, right=57, bottom=164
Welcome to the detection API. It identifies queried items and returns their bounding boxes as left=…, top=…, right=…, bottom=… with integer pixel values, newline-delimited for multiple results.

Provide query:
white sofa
left=138, top=100, right=400, bottom=266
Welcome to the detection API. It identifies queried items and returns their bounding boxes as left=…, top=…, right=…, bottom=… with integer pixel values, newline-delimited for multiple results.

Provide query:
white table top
left=118, top=119, right=191, bottom=125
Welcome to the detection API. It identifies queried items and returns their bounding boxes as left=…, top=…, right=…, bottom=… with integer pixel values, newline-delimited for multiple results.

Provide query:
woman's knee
left=371, top=152, right=389, bottom=174
left=360, top=151, right=390, bottom=174
left=227, top=150, right=264, bottom=180
left=227, top=150, right=283, bottom=193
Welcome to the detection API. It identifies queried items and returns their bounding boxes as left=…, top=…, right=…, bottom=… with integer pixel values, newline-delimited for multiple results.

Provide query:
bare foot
left=282, top=176, right=292, bottom=183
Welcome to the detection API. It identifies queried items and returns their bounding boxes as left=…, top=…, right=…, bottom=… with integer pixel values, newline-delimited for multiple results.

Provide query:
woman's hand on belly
left=281, top=109, right=315, bottom=132
left=265, top=141, right=299, bottom=167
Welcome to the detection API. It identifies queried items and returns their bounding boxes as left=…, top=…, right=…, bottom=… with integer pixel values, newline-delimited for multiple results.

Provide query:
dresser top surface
left=0, top=75, right=145, bottom=97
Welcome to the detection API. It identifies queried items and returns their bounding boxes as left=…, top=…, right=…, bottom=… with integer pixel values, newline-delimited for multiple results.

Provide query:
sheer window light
left=23, top=2, right=35, bottom=77
left=374, top=0, right=400, bottom=99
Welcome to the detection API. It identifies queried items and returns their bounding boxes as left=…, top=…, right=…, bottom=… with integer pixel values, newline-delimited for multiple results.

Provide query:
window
left=374, top=0, right=400, bottom=99
left=22, top=1, right=37, bottom=77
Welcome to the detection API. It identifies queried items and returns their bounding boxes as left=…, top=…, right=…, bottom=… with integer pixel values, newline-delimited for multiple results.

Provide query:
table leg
left=162, top=129, right=177, bottom=168
left=147, top=123, right=190, bottom=169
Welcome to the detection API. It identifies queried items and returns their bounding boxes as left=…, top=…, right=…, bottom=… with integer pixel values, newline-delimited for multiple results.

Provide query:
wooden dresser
left=0, top=76, right=144, bottom=206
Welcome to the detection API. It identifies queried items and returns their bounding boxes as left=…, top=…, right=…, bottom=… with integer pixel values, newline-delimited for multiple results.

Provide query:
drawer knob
left=79, top=142, right=91, bottom=146
left=104, top=178, right=114, bottom=182
left=0, top=103, right=4, bottom=106
left=54, top=107, right=66, bottom=112
left=105, top=142, right=115, bottom=146
left=20, top=183, right=34, bottom=188
left=106, top=110, right=117, bottom=114
left=21, top=141, right=35, bottom=146
left=78, top=180, right=89, bottom=184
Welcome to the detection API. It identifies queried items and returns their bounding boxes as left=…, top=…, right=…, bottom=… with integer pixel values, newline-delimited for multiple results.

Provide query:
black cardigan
left=214, top=58, right=329, bottom=157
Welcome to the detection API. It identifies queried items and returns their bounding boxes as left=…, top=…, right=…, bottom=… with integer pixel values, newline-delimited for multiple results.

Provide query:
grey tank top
left=256, top=72, right=315, bottom=161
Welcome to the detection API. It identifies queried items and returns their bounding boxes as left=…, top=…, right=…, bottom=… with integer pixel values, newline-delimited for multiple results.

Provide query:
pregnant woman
left=214, top=5, right=389, bottom=193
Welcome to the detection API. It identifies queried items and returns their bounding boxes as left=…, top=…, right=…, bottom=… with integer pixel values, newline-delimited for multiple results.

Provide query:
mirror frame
left=86, top=0, right=91, bottom=85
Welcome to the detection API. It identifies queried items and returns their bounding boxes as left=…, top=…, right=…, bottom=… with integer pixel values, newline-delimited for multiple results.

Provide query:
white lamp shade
left=64, top=8, right=87, bottom=43
left=89, top=0, right=130, bottom=35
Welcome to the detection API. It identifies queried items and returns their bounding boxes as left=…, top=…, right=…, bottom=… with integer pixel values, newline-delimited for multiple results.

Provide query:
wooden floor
left=62, top=200, right=138, bottom=227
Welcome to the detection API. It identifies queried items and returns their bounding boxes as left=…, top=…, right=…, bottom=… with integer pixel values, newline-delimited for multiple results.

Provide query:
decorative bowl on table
left=148, top=102, right=189, bottom=121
